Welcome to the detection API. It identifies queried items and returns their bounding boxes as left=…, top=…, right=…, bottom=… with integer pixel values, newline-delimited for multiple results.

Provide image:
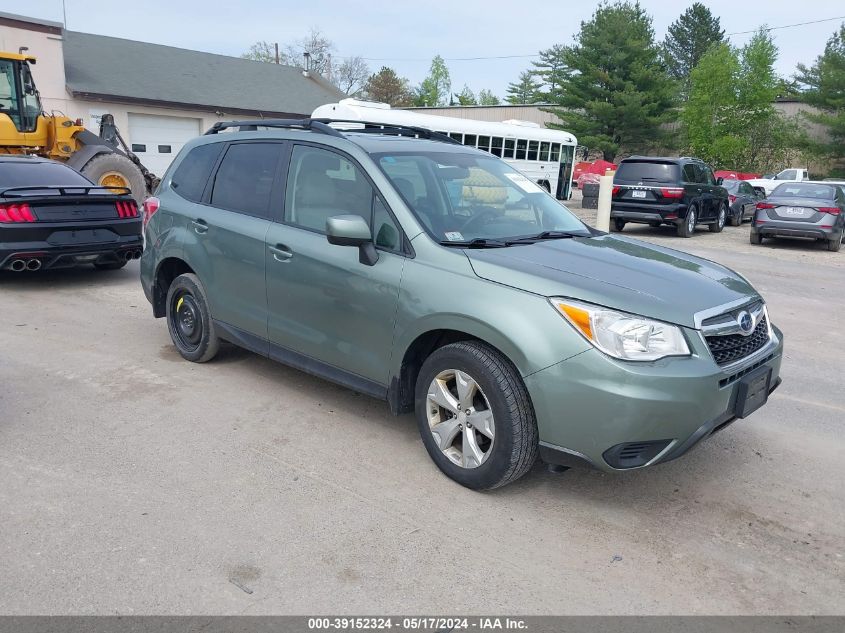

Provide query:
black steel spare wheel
left=172, top=292, right=203, bottom=350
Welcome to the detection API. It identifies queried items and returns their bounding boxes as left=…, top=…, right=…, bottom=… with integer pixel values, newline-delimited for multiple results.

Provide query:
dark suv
left=610, top=157, right=730, bottom=237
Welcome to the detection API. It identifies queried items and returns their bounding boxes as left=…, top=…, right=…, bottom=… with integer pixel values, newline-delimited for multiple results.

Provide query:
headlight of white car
left=550, top=298, right=690, bottom=361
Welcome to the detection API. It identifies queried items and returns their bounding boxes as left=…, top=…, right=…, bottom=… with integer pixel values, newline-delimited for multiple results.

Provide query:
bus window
left=490, top=137, right=503, bottom=157
left=477, top=136, right=490, bottom=152
left=550, top=143, right=561, bottom=162
left=450, top=132, right=463, bottom=143
left=515, top=139, right=527, bottom=160
left=539, top=142, right=550, bottom=162
left=527, top=141, right=539, bottom=161
left=463, top=134, right=477, bottom=148
left=504, top=139, right=515, bottom=159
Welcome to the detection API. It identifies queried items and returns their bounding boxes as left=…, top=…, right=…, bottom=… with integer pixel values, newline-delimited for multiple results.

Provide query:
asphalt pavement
left=0, top=204, right=842, bottom=614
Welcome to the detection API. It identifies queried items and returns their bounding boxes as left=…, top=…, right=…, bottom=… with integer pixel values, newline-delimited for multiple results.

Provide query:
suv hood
left=465, top=235, right=757, bottom=329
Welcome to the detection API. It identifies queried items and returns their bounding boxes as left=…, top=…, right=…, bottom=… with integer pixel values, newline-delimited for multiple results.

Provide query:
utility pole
left=62, top=0, right=67, bottom=29
left=274, top=42, right=279, bottom=65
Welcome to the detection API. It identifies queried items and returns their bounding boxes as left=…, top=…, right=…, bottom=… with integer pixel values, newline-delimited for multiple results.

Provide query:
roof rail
left=204, top=118, right=344, bottom=138
left=204, top=117, right=461, bottom=146
left=311, top=119, right=462, bottom=145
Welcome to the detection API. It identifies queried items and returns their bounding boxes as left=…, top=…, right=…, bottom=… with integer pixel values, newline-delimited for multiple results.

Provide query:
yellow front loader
left=0, top=51, right=157, bottom=201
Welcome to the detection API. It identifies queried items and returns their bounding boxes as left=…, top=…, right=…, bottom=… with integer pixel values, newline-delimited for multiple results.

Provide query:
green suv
left=140, top=120, right=783, bottom=490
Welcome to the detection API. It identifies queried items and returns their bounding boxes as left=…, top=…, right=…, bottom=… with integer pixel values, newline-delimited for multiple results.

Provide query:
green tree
left=531, top=45, right=567, bottom=101
left=544, top=1, right=676, bottom=161
left=415, top=55, right=451, bottom=106
left=455, top=85, right=477, bottom=105
left=795, top=23, right=845, bottom=173
left=477, top=89, right=500, bottom=105
left=364, top=67, right=414, bottom=106
left=682, top=29, right=800, bottom=171
left=505, top=71, right=542, bottom=104
left=663, top=2, right=725, bottom=96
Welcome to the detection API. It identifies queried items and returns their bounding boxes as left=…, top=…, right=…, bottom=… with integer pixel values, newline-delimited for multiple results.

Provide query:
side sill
left=213, top=319, right=388, bottom=402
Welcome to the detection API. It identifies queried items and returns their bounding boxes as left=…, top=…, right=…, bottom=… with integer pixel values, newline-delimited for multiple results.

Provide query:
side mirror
left=326, top=214, right=378, bottom=266
left=716, top=177, right=724, bottom=185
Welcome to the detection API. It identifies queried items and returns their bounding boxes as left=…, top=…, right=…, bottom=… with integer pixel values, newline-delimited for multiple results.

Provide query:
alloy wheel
left=426, top=369, right=495, bottom=469
left=718, top=205, right=726, bottom=229
left=687, top=209, right=696, bottom=233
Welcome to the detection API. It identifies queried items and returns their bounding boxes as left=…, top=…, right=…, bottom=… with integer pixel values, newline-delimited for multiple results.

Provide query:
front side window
left=539, top=142, right=551, bottom=162
left=376, top=150, right=589, bottom=244
left=285, top=145, right=374, bottom=233
left=210, top=142, right=282, bottom=219
left=550, top=143, right=561, bottom=162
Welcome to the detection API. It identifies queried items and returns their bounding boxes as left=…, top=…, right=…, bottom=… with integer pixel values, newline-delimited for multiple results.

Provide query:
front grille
left=706, top=316, right=769, bottom=366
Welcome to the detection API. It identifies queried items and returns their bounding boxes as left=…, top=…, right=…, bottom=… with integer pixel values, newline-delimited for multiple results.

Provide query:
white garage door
left=127, top=114, right=201, bottom=178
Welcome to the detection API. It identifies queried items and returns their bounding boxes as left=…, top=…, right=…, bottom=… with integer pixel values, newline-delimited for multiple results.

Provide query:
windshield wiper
left=506, top=230, right=589, bottom=244
left=441, top=237, right=510, bottom=248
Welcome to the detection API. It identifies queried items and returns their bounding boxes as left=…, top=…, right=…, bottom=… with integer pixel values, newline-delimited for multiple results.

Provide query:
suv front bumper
left=524, top=325, right=784, bottom=472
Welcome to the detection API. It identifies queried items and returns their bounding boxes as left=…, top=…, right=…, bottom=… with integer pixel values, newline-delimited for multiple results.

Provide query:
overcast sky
left=7, top=0, right=845, bottom=99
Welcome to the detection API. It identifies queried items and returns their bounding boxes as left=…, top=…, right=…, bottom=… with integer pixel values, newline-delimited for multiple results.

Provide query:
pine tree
left=455, top=85, right=477, bottom=105
left=663, top=3, right=725, bottom=96
left=795, top=23, right=845, bottom=174
left=477, top=89, right=500, bottom=105
left=531, top=45, right=567, bottom=101
left=505, top=71, right=542, bottom=104
left=364, top=67, right=414, bottom=106
left=545, top=2, right=676, bottom=161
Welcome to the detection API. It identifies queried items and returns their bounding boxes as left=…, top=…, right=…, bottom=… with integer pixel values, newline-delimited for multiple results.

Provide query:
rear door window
left=171, top=143, right=223, bottom=202
left=210, top=142, right=283, bottom=219
left=615, top=161, right=679, bottom=184
left=682, top=165, right=697, bottom=183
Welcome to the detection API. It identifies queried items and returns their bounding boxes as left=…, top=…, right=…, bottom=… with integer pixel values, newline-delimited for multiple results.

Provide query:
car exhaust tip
left=132, top=249, right=142, bottom=260
left=124, top=251, right=134, bottom=262
left=10, top=259, right=26, bottom=272
left=25, top=259, right=42, bottom=271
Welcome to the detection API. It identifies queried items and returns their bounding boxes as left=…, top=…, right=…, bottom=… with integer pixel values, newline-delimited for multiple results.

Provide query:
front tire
left=166, top=273, right=220, bottom=363
left=81, top=153, right=147, bottom=204
left=415, top=341, right=538, bottom=490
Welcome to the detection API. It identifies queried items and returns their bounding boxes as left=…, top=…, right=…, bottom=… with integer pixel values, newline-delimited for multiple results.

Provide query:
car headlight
left=550, top=298, right=691, bottom=361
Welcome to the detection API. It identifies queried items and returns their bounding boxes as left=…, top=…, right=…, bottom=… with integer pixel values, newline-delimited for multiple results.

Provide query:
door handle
left=192, top=219, right=208, bottom=234
left=269, top=244, right=293, bottom=262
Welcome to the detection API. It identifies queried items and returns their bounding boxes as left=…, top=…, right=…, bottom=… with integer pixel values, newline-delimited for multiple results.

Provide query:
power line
left=726, top=15, right=845, bottom=37
left=338, top=14, right=845, bottom=63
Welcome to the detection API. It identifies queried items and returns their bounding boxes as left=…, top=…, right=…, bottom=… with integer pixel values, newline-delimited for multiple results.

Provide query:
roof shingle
left=63, top=31, right=345, bottom=116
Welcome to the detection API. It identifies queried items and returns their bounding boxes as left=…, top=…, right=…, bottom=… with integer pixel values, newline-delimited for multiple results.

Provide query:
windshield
left=771, top=183, right=835, bottom=200
left=375, top=151, right=589, bottom=244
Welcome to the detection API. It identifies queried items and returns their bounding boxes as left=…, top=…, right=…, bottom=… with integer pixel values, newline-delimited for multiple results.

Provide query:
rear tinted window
left=210, top=142, right=282, bottom=219
left=0, top=161, right=92, bottom=188
left=722, top=180, right=741, bottom=192
left=771, top=183, right=835, bottom=199
left=615, top=161, right=678, bottom=184
left=171, top=143, right=223, bottom=203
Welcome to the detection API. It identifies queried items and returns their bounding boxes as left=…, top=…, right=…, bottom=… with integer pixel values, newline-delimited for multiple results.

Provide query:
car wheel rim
left=688, top=209, right=696, bottom=232
left=719, top=206, right=726, bottom=228
left=426, top=369, right=495, bottom=469
left=171, top=292, right=203, bottom=350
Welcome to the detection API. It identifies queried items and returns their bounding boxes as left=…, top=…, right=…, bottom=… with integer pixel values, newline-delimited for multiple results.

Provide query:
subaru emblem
left=737, top=310, right=754, bottom=334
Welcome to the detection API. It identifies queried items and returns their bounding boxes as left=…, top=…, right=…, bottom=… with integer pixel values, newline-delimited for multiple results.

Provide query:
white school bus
left=312, top=99, right=577, bottom=200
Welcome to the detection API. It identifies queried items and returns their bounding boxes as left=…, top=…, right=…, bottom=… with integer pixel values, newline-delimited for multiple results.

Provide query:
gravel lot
left=1, top=194, right=843, bottom=615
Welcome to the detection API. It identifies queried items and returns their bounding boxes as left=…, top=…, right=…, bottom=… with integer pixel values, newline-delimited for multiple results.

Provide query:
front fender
left=391, top=252, right=591, bottom=379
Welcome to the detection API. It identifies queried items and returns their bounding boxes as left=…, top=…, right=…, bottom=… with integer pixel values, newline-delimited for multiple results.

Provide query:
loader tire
left=81, top=153, right=147, bottom=203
